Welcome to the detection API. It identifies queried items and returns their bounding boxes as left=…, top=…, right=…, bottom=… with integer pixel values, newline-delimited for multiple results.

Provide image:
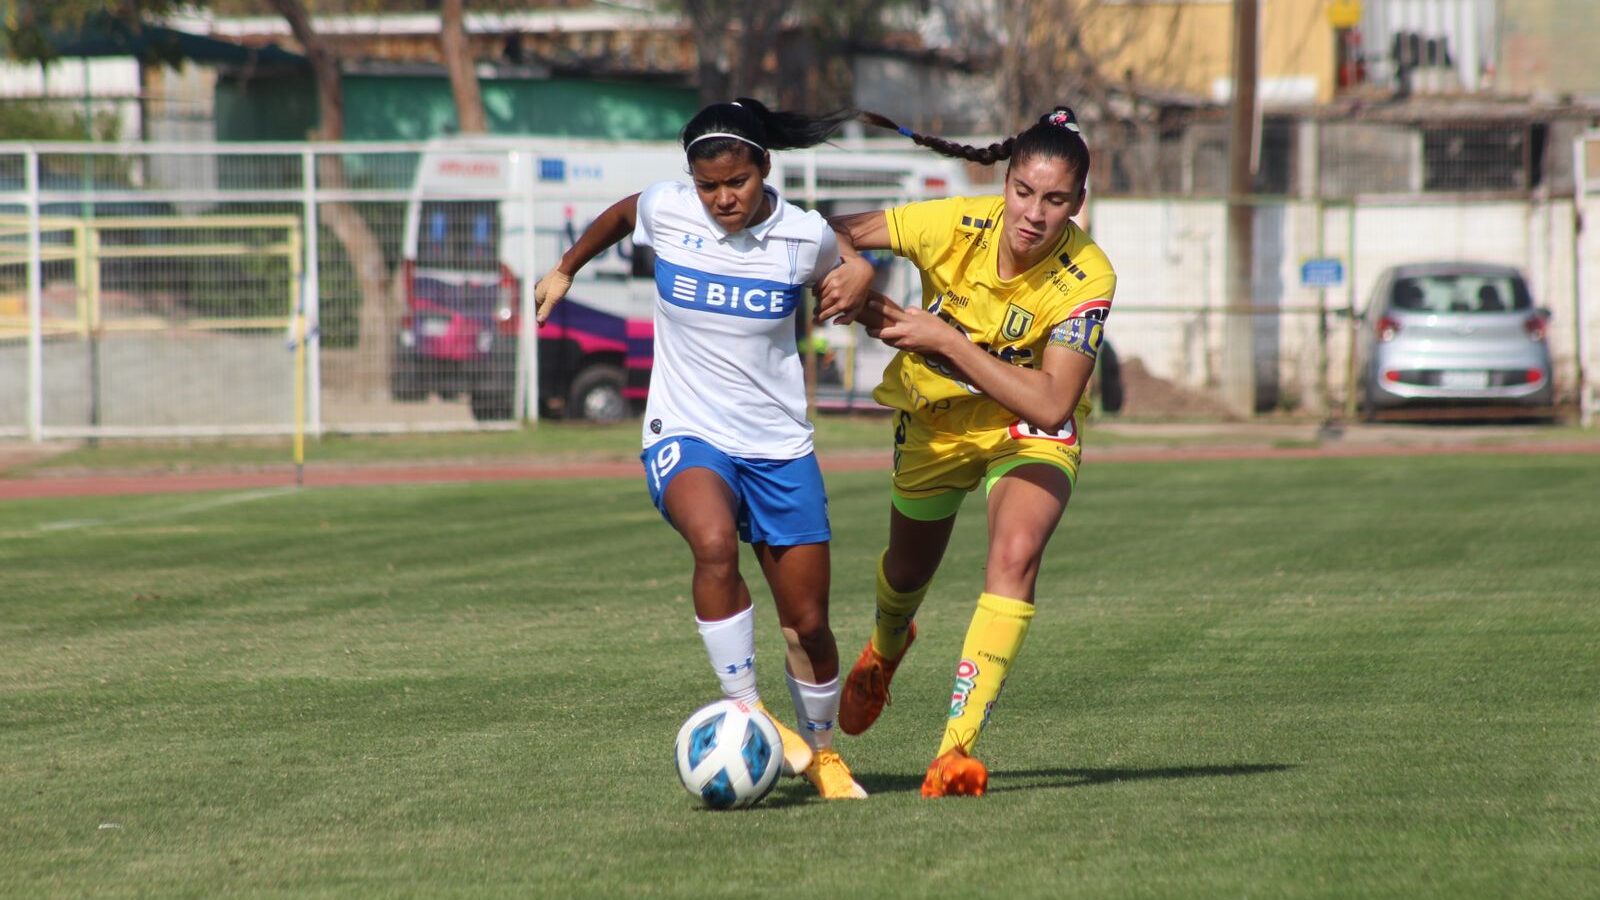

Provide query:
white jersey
left=634, top=179, right=839, bottom=459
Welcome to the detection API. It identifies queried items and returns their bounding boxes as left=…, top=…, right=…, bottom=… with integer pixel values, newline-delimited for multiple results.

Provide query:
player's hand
left=815, top=256, right=875, bottom=325
left=859, top=294, right=907, bottom=339
left=534, top=268, right=573, bottom=324
left=878, top=305, right=958, bottom=356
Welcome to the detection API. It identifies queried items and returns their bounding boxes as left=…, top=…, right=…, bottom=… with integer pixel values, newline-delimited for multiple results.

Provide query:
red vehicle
left=390, top=144, right=670, bottom=421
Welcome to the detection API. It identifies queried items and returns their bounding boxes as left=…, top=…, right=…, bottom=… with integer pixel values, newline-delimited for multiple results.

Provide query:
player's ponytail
left=682, top=98, right=853, bottom=164
left=858, top=111, right=1016, bottom=166
left=861, top=106, right=1091, bottom=185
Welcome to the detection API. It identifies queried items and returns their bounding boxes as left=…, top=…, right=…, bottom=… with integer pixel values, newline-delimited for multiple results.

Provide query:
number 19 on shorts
left=650, top=441, right=683, bottom=491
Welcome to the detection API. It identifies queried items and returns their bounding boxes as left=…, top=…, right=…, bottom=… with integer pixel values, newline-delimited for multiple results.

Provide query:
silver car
left=1358, top=263, right=1554, bottom=419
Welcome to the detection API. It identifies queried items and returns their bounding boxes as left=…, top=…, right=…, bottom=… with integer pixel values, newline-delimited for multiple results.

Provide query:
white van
left=392, top=137, right=967, bottom=421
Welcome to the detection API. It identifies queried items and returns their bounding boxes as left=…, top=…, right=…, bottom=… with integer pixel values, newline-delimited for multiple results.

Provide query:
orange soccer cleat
left=803, top=748, right=869, bottom=800
left=920, top=747, right=988, bottom=798
left=752, top=700, right=812, bottom=777
left=838, top=623, right=917, bottom=735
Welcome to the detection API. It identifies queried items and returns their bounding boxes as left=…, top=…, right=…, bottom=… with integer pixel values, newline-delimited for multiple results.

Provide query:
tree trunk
left=267, top=0, right=394, bottom=396
left=680, top=0, right=734, bottom=105
left=734, top=3, right=790, bottom=97
left=440, top=0, right=488, bottom=134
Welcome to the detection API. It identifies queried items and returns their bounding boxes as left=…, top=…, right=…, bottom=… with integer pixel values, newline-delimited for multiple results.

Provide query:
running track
left=4, top=441, right=1598, bottom=501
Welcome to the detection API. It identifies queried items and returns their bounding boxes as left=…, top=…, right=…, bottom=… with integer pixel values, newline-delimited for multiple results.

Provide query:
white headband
left=687, top=131, right=766, bottom=152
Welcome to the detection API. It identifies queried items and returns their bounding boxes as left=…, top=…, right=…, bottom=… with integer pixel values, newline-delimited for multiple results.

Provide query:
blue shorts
left=641, top=437, right=830, bottom=547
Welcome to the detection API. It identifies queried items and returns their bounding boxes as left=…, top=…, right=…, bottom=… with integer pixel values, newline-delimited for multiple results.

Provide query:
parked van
left=392, top=138, right=968, bottom=421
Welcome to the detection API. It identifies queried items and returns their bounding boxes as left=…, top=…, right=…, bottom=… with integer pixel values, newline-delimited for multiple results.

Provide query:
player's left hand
left=815, top=256, right=875, bottom=325
left=534, top=268, right=573, bottom=324
left=878, top=305, right=959, bottom=356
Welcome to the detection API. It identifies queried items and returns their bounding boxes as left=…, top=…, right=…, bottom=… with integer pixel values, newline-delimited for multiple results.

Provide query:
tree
left=6, top=0, right=397, bottom=391
left=924, top=0, right=1181, bottom=189
left=670, top=0, right=917, bottom=110
left=439, top=0, right=487, bottom=134
left=261, top=0, right=394, bottom=391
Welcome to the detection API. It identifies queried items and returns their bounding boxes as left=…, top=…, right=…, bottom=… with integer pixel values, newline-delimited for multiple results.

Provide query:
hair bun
left=1043, top=107, right=1081, bottom=134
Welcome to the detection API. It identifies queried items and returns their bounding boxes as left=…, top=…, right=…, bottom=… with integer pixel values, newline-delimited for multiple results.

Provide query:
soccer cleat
left=753, top=701, right=813, bottom=777
left=838, top=622, right=917, bottom=735
left=920, top=747, right=988, bottom=798
left=803, top=748, right=869, bottom=800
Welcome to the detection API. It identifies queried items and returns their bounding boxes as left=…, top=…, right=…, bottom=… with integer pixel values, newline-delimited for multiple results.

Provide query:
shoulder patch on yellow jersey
left=1067, top=298, right=1112, bottom=323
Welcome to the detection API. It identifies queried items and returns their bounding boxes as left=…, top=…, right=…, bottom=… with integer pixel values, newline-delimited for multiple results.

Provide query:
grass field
left=2, top=453, right=1598, bottom=898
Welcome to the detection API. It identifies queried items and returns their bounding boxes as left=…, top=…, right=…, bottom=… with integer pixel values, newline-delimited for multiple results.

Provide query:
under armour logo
left=722, top=656, right=753, bottom=674
left=682, top=233, right=705, bottom=250
left=804, top=720, right=835, bottom=732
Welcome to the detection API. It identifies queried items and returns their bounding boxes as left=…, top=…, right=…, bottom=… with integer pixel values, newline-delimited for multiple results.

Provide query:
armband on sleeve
left=1047, top=317, right=1105, bottom=362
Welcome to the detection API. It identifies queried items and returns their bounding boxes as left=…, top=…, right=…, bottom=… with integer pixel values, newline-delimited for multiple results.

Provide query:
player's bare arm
left=816, top=211, right=892, bottom=322
left=878, top=310, right=1101, bottom=432
left=828, top=210, right=892, bottom=251
left=814, top=228, right=873, bottom=325
left=535, top=193, right=640, bottom=323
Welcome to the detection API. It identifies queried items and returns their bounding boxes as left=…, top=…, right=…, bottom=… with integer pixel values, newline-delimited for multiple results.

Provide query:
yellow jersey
left=874, top=195, right=1117, bottom=432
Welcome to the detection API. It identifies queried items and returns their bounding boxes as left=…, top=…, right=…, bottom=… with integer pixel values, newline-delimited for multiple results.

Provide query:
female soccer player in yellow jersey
left=819, top=106, right=1115, bottom=798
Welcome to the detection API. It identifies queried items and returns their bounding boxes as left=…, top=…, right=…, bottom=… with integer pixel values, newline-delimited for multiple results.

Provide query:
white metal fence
left=2, top=137, right=1594, bottom=440
left=1092, top=191, right=1588, bottom=417
left=1576, top=130, right=1600, bottom=425
left=0, top=139, right=957, bottom=439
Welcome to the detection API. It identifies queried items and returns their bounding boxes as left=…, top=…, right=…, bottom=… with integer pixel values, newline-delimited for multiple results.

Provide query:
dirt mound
left=1115, top=357, right=1241, bottom=421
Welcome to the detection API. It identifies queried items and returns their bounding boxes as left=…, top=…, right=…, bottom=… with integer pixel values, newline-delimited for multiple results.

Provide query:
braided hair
left=860, top=106, right=1091, bottom=186
left=682, top=98, right=855, bottom=165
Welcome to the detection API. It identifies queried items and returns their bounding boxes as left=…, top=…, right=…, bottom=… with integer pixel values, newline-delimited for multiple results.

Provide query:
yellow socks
left=937, top=592, right=1035, bottom=757
left=869, top=551, right=930, bottom=659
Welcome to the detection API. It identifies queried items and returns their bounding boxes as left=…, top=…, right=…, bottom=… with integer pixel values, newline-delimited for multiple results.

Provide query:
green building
left=214, top=65, right=700, bottom=143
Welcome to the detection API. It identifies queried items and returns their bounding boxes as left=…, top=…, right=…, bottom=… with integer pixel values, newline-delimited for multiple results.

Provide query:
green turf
left=2, top=455, right=1597, bottom=898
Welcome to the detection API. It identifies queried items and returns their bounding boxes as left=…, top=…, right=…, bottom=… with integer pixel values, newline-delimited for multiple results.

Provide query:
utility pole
left=1224, top=0, right=1259, bottom=416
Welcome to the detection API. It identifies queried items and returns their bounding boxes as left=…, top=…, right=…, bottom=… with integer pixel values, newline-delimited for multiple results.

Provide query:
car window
left=417, top=200, right=501, bottom=272
left=1391, top=274, right=1530, bottom=314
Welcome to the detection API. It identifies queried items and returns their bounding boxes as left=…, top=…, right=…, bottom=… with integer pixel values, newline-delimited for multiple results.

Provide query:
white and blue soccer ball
left=674, top=699, right=783, bottom=810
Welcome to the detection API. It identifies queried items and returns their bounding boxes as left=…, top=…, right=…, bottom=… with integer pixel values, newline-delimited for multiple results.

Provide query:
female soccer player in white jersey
left=820, top=107, right=1117, bottom=797
left=532, top=99, right=868, bottom=800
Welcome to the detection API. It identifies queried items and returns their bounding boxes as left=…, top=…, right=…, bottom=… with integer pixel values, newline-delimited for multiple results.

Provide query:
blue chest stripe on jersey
left=654, top=257, right=802, bottom=320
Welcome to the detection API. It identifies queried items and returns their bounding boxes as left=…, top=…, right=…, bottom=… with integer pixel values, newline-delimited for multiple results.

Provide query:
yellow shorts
left=890, top=409, right=1082, bottom=521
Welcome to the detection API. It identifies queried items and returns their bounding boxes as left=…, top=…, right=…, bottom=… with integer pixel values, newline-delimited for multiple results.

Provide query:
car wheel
left=1097, top=341, right=1124, bottom=414
left=469, top=388, right=514, bottom=421
left=569, top=364, right=627, bottom=423
left=1359, top=380, right=1379, bottom=423
left=389, top=351, right=426, bottom=402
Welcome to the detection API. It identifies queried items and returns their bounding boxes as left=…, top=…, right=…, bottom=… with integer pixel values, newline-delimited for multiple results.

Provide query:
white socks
left=696, top=606, right=759, bottom=705
left=698, top=607, right=841, bottom=752
left=786, top=674, right=841, bottom=751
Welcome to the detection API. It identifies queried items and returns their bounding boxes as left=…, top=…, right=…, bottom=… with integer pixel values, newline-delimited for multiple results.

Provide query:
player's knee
left=686, top=529, right=741, bottom=572
left=782, top=606, right=829, bottom=641
left=987, top=534, right=1043, bottom=582
left=781, top=619, right=834, bottom=659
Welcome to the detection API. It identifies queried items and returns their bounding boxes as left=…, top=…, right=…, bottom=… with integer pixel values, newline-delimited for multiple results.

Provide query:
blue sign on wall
left=1300, top=258, right=1344, bottom=288
left=538, top=158, right=567, bottom=182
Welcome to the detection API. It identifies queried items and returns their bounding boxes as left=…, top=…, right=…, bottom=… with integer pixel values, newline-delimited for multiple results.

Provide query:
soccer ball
left=674, top=699, right=783, bottom=810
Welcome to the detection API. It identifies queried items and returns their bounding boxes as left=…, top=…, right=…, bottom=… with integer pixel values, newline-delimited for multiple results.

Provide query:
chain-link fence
left=0, top=139, right=963, bottom=439
left=3, top=138, right=1594, bottom=439
left=1576, top=130, right=1600, bottom=426
left=1092, top=191, right=1584, bottom=418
